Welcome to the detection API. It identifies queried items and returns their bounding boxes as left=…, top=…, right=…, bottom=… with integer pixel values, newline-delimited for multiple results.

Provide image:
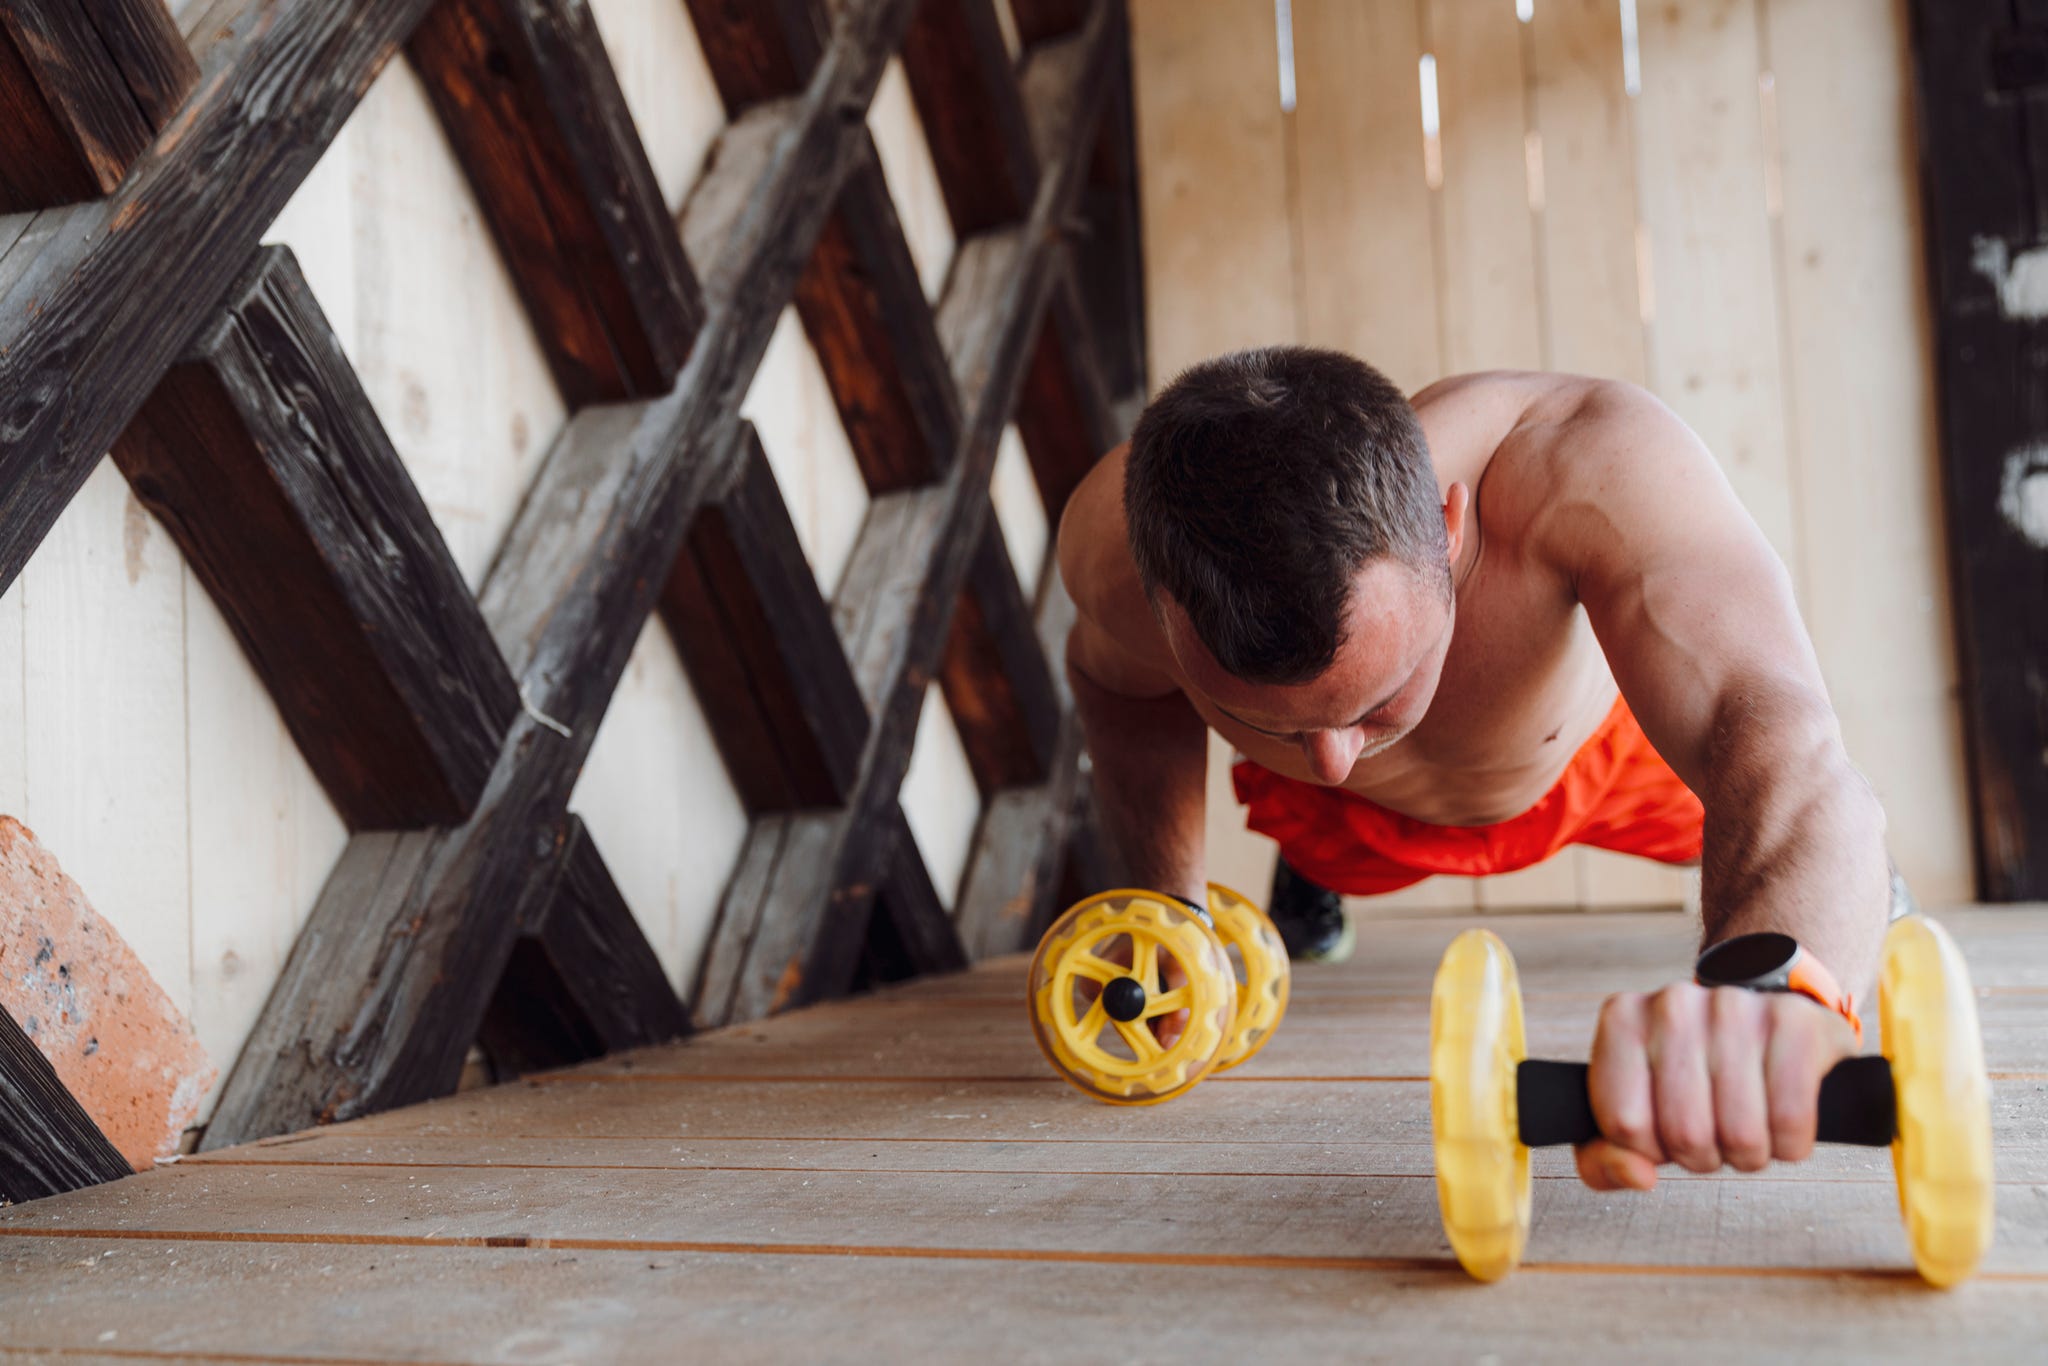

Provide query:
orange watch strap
left=1785, top=950, right=1863, bottom=1044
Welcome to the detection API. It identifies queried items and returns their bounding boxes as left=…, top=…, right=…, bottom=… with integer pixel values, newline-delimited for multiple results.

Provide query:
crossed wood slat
left=0, top=0, right=1135, bottom=1201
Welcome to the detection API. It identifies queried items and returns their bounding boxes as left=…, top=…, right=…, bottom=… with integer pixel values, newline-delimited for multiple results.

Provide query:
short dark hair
left=1122, top=346, right=1446, bottom=685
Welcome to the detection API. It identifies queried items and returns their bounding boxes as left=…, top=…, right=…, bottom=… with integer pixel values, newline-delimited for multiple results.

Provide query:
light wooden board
left=2, top=909, right=2045, bottom=1361
left=1631, top=0, right=1799, bottom=572
left=989, top=422, right=1048, bottom=600
left=741, top=307, right=873, bottom=596
left=1287, top=0, right=1443, bottom=393
left=1129, top=0, right=1296, bottom=383
left=1760, top=0, right=1972, bottom=904
left=7, top=1237, right=2046, bottom=1364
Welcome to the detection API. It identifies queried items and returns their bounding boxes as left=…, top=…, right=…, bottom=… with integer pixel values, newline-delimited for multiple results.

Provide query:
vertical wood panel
left=1633, top=0, right=1800, bottom=573
left=571, top=618, right=750, bottom=994
left=1129, top=0, right=1295, bottom=383
left=585, top=0, right=726, bottom=212
left=869, top=56, right=958, bottom=302
left=22, top=464, right=191, bottom=1021
left=742, top=307, right=873, bottom=596
left=1766, top=0, right=1970, bottom=902
left=901, top=684, right=981, bottom=908
left=1527, top=0, right=1684, bottom=911
left=1131, top=0, right=1300, bottom=909
left=184, top=585, right=346, bottom=1123
left=1288, top=0, right=1441, bottom=393
left=0, top=578, right=22, bottom=816
left=1428, top=0, right=1543, bottom=375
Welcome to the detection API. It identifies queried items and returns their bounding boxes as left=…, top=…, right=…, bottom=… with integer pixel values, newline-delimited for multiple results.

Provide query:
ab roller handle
left=1513, top=1054, right=1898, bottom=1149
left=1431, top=917, right=1995, bottom=1288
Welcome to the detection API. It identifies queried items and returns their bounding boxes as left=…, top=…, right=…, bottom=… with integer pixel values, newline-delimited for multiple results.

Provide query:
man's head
left=1122, top=346, right=1465, bottom=782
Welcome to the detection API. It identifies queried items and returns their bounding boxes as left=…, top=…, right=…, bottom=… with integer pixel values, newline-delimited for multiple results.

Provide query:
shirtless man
left=1055, top=346, right=1892, bottom=1192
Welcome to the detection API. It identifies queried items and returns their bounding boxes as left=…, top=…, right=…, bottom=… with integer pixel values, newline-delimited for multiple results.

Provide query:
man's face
left=1163, top=557, right=1456, bottom=786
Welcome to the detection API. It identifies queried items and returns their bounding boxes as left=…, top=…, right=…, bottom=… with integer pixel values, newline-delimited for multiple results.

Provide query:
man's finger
left=1708, top=986, right=1772, bottom=1172
left=1764, top=996, right=1855, bottom=1163
left=1586, top=992, right=1665, bottom=1172
left=1575, top=1138, right=1659, bottom=1192
left=1648, top=983, right=1721, bottom=1173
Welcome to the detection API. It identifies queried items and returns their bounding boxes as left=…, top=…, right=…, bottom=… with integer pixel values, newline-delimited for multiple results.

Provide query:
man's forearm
left=1067, top=658, right=1211, bottom=904
left=1698, top=684, right=1891, bottom=1000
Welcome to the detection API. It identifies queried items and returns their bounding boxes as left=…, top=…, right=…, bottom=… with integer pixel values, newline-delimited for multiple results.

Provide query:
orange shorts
left=1230, top=693, right=1704, bottom=896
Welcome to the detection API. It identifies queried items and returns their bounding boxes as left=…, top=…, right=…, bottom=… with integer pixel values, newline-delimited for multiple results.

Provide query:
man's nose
left=1302, top=727, right=1364, bottom=784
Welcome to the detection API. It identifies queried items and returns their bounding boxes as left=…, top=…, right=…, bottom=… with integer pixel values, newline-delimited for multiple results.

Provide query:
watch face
left=1696, top=931, right=1800, bottom=987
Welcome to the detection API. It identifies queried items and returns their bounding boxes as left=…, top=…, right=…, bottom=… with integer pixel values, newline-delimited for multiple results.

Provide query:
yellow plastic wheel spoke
left=1113, top=1017, right=1163, bottom=1062
left=1145, top=987, right=1190, bottom=1018
left=1066, top=956, right=1118, bottom=985
left=1074, top=997, right=1108, bottom=1043
left=1131, top=937, right=1158, bottom=986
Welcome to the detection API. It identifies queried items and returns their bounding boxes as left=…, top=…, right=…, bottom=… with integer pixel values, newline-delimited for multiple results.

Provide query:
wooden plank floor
left=4, top=908, right=2047, bottom=1362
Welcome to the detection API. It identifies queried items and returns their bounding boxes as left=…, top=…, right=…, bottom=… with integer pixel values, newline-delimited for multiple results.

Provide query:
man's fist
left=1575, top=982, right=1859, bottom=1191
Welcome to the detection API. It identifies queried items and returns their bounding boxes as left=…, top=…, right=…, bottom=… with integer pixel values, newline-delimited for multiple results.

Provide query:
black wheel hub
left=1102, top=975, right=1147, bottom=1022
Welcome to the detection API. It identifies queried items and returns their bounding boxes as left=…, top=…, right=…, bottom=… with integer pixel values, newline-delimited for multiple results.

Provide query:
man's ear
left=1442, top=482, right=1471, bottom=564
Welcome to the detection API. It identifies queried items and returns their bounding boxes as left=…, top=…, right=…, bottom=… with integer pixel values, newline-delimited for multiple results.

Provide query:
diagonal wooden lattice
left=0, top=0, right=1137, bottom=1200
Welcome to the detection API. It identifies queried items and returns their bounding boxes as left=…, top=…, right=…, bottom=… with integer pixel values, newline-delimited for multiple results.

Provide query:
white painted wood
left=741, top=307, right=871, bottom=595
left=183, top=583, right=347, bottom=1123
left=1762, top=0, right=1972, bottom=903
left=990, top=423, right=1048, bottom=600
left=0, top=575, right=23, bottom=817
left=901, top=685, right=980, bottom=909
left=868, top=56, right=957, bottom=304
left=1288, top=0, right=1442, bottom=394
left=571, top=620, right=750, bottom=994
left=586, top=0, right=727, bottom=213
left=21, top=462, right=192, bottom=1021
left=315, top=59, right=570, bottom=588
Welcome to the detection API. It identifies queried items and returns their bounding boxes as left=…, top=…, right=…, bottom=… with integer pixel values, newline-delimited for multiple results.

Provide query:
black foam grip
left=1514, top=1053, right=1897, bottom=1149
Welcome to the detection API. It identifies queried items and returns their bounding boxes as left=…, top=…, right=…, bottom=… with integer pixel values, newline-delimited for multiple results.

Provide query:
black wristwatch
left=1695, top=931, right=1861, bottom=1040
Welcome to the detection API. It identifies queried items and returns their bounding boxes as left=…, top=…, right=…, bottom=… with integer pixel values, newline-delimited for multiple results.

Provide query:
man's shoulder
left=1056, top=444, right=1165, bottom=647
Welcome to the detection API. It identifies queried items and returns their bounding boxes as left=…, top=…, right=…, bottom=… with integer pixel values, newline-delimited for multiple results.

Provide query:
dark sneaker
left=1267, top=857, right=1356, bottom=963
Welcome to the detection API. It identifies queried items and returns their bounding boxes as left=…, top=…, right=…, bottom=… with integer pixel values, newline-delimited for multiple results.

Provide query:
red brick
left=0, top=817, right=215, bottom=1168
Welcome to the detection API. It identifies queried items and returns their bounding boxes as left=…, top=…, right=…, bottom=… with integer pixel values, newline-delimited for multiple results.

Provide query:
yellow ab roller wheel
left=1428, top=916, right=1995, bottom=1286
left=1206, top=881, right=1293, bottom=1071
left=1028, top=889, right=1238, bottom=1104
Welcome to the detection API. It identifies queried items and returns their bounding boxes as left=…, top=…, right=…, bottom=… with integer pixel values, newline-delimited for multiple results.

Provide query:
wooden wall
left=1130, top=0, right=1972, bottom=912
left=0, top=0, right=1050, bottom=1126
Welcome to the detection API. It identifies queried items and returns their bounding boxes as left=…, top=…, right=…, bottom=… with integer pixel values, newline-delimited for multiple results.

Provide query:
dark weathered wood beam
left=1008, top=0, right=1090, bottom=47
left=408, top=0, right=702, bottom=406
left=0, top=0, right=437, bottom=600
left=112, top=246, right=518, bottom=830
left=1017, top=263, right=1119, bottom=522
left=1907, top=0, right=2048, bottom=897
left=899, top=0, right=1036, bottom=235
left=0, top=0, right=197, bottom=212
left=939, top=516, right=1060, bottom=793
left=792, top=136, right=963, bottom=492
left=696, top=0, right=1122, bottom=1025
left=1072, top=10, right=1146, bottom=406
left=0, top=1005, right=132, bottom=1205
left=858, top=805, right=969, bottom=986
left=202, top=0, right=923, bottom=1147
left=477, top=817, right=688, bottom=1079
left=955, top=554, right=1092, bottom=957
left=660, top=424, right=870, bottom=813
left=680, top=0, right=826, bottom=112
